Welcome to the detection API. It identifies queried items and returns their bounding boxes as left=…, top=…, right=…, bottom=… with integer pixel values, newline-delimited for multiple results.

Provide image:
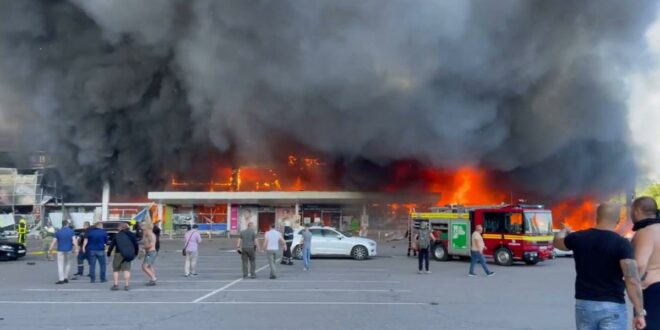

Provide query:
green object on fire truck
left=450, top=221, right=469, bottom=251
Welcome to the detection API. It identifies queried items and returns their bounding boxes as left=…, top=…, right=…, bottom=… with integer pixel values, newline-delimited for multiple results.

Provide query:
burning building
left=0, top=1, right=658, bottom=231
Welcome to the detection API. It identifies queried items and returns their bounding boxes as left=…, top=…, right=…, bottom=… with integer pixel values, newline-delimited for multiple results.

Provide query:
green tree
left=638, top=183, right=660, bottom=204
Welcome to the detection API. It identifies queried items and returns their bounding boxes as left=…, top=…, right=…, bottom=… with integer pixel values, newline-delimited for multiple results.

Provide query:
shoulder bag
left=182, top=231, right=194, bottom=256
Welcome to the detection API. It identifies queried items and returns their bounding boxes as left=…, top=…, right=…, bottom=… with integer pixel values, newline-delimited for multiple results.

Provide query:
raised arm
left=553, top=226, right=571, bottom=251
left=620, top=258, right=646, bottom=329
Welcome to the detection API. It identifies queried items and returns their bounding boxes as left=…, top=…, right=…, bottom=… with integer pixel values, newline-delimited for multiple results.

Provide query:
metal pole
left=101, top=181, right=110, bottom=222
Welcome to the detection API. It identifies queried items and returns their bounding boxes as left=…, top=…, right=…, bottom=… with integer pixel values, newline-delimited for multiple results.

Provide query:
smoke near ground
left=0, top=0, right=657, bottom=200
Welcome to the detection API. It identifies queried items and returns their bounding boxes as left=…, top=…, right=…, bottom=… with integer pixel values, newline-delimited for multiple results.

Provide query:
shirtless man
left=141, top=223, right=158, bottom=286
left=632, top=196, right=660, bottom=329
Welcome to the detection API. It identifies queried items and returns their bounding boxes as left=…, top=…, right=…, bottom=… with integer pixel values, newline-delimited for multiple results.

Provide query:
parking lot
left=0, top=237, right=580, bottom=329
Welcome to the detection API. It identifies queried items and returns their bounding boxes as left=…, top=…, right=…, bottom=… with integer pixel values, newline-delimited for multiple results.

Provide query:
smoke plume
left=0, top=0, right=657, bottom=200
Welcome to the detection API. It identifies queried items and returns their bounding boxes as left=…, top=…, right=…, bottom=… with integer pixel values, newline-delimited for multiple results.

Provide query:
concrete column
left=226, top=203, right=232, bottom=236
left=101, top=181, right=110, bottom=222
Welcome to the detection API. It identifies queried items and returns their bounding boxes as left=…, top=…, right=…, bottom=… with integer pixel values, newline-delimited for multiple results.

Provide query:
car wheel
left=433, top=243, right=449, bottom=261
left=293, top=245, right=303, bottom=260
left=494, top=248, right=514, bottom=266
left=351, top=245, right=368, bottom=260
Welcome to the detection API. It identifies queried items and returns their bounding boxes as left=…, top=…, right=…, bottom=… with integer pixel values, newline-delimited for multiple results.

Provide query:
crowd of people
left=28, top=197, right=660, bottom=329
left=44, top=219, right=314, bottom=290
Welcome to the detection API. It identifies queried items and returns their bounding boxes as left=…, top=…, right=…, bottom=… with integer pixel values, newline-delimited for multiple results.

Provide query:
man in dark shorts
left=632, top=196, right=660, bottom=329
left=554, top=202, right=646, bottom=329
left=107, top=223, right=139, bottom=291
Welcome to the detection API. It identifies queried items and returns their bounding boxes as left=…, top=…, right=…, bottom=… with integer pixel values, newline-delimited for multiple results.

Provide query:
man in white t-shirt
left=263, top=223, right=287, bottom=279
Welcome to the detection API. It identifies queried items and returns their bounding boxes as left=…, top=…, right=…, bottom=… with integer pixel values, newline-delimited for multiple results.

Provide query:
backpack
left=116, top=231, right=136, bottom=261
left=417, top=229, right=430, bottom=249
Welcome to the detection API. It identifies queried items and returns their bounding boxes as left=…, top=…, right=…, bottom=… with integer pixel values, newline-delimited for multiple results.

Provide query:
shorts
left=143, top=251, right=157, bottom=266
left=112, top=254, right=131, bottom=272
left=644, top=282, right=660, bottom=330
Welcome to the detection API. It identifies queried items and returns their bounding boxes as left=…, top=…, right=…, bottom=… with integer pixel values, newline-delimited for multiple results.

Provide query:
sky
left=629, top=12, right=660, bottom=182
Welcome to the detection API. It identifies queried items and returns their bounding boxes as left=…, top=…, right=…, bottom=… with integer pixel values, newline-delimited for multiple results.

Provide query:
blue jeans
left=77, top=249, right=88, bottom=275
left=303, top=247, right=311, bottom=270
left=87, top=250, right=106, bottom=282
left=575, top=299, right=627, bottom=330
left=469, top=251, right=491, bottom=275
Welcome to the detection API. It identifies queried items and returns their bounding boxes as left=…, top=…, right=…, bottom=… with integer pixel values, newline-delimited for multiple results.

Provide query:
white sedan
left=291, top=226, right=377, bottom=260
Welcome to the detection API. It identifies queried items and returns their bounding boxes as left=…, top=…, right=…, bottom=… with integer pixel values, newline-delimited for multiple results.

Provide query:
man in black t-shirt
left=554, top=202, right=646, bottom=330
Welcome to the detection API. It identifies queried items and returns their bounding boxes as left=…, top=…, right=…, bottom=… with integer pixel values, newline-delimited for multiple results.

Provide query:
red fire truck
left=409, top=204, right=554, bottom=266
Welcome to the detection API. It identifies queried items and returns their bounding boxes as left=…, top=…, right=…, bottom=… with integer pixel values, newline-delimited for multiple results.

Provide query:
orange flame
left=551, top=199, right=597, bottom=230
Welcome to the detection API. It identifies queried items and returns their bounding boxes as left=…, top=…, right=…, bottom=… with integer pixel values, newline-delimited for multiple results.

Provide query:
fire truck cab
left=410, top=204, right=554, bottom=266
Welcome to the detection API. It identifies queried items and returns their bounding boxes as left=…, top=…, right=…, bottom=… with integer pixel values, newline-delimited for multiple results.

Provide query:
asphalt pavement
left=0, top=236, right=582, bottom=329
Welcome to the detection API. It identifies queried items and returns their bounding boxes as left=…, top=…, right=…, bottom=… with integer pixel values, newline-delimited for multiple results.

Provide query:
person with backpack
left=415, top=221, right=436, bottom=274
left=106, top=222, right=139, bottom=291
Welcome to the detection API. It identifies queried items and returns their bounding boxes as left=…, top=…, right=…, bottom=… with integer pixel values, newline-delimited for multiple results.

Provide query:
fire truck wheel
left=292, top=245, right=303, bottom=260
left=433, top=244, right=449, bottom=261
left=351, top=245, right=368, bottom=260
left=494, top=248, right=514, bottom=266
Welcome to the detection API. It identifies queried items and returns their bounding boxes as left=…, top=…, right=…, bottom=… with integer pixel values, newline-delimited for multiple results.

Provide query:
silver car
left=291, top=226, right=377, bottom=260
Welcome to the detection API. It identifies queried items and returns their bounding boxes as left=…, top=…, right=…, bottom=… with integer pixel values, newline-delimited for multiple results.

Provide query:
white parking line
left=245, top=280, right=400, bottom=283
left=191, top=261, right=273, bottom=303
left=225, top=289, right=410, bottom=293
left=24, top=288, right=213, bottom=292
left=0, top=300, right=428, bottom=306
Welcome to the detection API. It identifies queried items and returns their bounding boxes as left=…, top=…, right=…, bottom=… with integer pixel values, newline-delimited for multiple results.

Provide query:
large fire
left=169, top=155, right=616, bottom=230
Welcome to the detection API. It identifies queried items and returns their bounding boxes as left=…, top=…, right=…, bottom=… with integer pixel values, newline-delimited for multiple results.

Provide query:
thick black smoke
left=0, top=0, right=657, bottom=200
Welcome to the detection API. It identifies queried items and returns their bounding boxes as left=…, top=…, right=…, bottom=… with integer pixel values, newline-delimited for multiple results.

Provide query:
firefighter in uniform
left=281, top=221, right=294, bottom=265
left=17, top=218, right=27, bottom=245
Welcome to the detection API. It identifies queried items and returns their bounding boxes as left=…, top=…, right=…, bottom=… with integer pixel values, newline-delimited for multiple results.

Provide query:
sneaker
left=270, top=275, right=276, bottom=279
left=55, top=280, right=65, bottom=285
left=124, top=286, right=130, bottom=291
left=287, top=261, right=294, bottom=266
left=425, top=270, right=432, bottom=274
left=184, top=274, right=190, bottom=277
left=303, top=268, right=308, bottom=272
left=191, top=273, right=198, bottom=277
left=249, top=274, right=256, bottom=279
left=70, top=277, right=78, bottom=281
left=146, top=281, right=156, bottom=286
left=63, top=279, right=69, bottom=283
left=280, top=261, right=287, bottom=265
left=487, top=272, right=495, bottom=277
left=468, top=273, right=477, bottom=277
left=110, top=285, right=119, bottom=291
left=418, top=270, right=423, bottom=274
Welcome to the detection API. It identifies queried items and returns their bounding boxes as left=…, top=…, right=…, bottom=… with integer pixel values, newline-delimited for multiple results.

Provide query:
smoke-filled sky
left=0, top=0, right=658, bottom=200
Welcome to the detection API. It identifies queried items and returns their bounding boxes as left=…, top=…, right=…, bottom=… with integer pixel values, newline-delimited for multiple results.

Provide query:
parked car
left=73, top=220, right=140, bottom=242
left=552, top=229, right=573, bottom=258
left=291, top=226, right=377, bottom=260
left=0, top=236, right=27, bottom=261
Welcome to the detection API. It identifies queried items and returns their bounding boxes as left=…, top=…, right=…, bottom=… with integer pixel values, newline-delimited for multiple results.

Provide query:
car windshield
left=524, top=212, right=553, bottom=235
left=340, top=231, right=352, bottom=237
